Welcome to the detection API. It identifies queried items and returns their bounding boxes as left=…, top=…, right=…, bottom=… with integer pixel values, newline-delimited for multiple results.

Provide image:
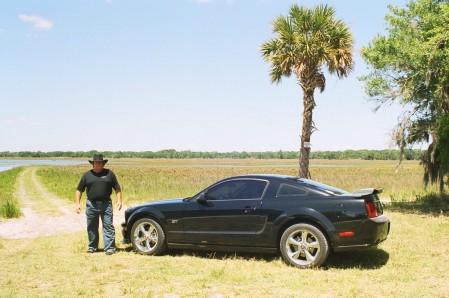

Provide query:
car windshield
left=296, top=178, right=348, bottom=196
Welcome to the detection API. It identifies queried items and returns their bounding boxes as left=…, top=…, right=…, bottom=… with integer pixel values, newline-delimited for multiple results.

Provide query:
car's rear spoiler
left=349, top=188, right=383, bottom=196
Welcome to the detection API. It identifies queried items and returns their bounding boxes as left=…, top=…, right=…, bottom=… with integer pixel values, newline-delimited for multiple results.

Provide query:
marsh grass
left=35, top=166, right=85, bottom=202
left=0, top=167, right=22, bottom=218
left=0, top=212, right=448, bottom=297
left=36, top=159, right=439, bottom=206
left=388, top=193, right=449, bottom=215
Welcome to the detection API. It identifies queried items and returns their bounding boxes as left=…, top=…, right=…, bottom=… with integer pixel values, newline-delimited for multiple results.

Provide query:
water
left=0, top=159, right=88, bottom=173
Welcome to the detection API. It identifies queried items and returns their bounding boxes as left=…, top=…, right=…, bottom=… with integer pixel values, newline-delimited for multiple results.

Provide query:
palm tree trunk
left=299, top=89, right=315, bottom=178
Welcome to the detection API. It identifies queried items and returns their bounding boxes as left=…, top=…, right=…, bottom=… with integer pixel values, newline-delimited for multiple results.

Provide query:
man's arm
left=115, top=189, right=122, bottom=211
left=75, top=190, right=83, bottom=213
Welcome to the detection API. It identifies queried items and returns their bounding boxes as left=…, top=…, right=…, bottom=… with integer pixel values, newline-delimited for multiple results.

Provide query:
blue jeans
left=86, top=200, right=115, bottom=252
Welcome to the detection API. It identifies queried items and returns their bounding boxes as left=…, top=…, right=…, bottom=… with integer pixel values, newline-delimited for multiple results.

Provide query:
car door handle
left=244, top=206, right=257, bottom=213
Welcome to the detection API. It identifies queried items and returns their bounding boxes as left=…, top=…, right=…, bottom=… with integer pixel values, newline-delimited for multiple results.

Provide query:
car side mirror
left=197, top=192, right=208, bottom=205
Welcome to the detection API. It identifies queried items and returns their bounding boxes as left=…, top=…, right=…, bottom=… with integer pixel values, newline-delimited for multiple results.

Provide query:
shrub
left=0, top=199, right=21, bottom=218
left=0, top=167, right=22, bottom=218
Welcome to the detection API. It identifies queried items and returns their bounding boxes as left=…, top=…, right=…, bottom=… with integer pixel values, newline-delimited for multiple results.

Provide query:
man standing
left=75, top=154, right=122, bottom=254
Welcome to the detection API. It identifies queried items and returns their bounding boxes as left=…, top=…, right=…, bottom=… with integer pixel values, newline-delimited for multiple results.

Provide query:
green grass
left=0, top=167, right=22, bottom=218
left=1, top=159, right=448, bottom=296
left=0, top=212, right=448, bottom=297
left=20, top=167, right=69, bottom=216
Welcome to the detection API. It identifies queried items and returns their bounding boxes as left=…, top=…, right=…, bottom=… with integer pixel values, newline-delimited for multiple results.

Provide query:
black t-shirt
left=76, top=169, right=121, bottom=201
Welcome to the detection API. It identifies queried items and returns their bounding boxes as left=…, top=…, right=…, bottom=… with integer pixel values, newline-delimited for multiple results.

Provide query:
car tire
left=130, top=218, right=166, bottom=255
left=280, top=223, right=329, bottom=268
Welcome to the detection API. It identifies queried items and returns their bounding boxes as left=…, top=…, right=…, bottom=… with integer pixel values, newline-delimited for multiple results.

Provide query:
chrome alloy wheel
left=130, top=218, right=166, bottom=255
left=280, top=223, right=329, bottom=268
left=133, top=222, right=158, bottom=253
left=285, top=230, right=320, bottom=266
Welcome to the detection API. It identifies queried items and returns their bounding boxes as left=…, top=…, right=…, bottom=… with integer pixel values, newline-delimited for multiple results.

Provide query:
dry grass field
left=35, top=158, right=440, bottom=206
left=0, top=159, right=448, bottom=297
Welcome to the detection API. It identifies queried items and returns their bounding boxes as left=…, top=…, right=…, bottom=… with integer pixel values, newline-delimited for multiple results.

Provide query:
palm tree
left=261, top=4, right=354, bottom=178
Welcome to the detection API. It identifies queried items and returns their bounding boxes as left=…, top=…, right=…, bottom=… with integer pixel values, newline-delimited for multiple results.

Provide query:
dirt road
left=0, top=168, right=124, bottom=239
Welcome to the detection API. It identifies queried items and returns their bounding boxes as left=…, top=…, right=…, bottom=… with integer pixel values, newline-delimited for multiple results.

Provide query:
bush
left=0, top=167, right=22, bottom=218
left=0, top=199, right=21, bottom=218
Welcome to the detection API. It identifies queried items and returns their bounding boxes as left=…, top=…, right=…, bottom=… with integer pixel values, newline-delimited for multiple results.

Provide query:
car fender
left=273, top=207, right=338, bottom=241
left=127, top=206, right=167, bottom=230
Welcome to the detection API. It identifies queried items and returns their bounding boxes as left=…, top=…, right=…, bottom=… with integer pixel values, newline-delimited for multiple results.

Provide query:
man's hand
left=115, top=190, right=123, bottom=211
left=75, top=190, right=83, bottom=214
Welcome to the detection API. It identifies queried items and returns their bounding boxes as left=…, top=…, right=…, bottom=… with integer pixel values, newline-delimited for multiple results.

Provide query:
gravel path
left=0, top=168, right=124, bottom=239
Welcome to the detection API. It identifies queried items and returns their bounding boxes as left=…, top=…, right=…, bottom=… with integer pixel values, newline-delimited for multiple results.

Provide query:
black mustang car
left=121, top=174, right=390, bottom=268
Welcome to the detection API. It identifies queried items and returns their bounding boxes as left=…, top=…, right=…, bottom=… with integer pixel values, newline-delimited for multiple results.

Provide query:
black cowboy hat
left=89, top=154, right=108, bottom=165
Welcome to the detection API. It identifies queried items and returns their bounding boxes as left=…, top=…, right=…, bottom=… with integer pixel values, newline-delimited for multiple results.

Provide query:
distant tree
left=360, top=0, right=449, bottom=208
left=261, top=4, right=354, bottom=178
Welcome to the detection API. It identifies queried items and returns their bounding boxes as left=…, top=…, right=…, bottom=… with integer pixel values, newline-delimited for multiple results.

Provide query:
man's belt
left=88, top=198, right=111, bottom=203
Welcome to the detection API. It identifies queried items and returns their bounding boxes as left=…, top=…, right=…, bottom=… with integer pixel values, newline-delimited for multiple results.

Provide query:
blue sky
left=1, top=0, right=416, bottom=153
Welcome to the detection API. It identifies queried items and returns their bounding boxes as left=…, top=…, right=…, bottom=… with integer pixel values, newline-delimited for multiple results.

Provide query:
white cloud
left=18, top=14, right=53, bottom=30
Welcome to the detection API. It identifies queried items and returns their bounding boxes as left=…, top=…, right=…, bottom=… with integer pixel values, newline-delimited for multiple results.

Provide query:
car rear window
left=276, top=183, right=309, bottom=197
left=295, top=178, right=348, bottom=196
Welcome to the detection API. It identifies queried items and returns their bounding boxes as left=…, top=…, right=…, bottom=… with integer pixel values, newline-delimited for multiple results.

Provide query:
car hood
left=129, top=198, right=185, bottom=210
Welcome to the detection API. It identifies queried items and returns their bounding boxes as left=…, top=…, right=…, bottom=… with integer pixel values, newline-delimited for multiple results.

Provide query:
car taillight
left=365, top=201, right=378, bottom=218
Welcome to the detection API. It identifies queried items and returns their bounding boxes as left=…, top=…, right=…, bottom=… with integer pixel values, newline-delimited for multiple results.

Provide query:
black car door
left=181, top=178, right=268, bottom=246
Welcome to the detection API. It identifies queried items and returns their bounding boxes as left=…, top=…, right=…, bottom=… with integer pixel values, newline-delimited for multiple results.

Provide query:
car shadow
left=161, top=248, right=389, bottom=270
left=324, top=249, right=390, bottom=269
left=119, top=246, right=136, bottom=253
left=168, top=249, right=279, bottom=262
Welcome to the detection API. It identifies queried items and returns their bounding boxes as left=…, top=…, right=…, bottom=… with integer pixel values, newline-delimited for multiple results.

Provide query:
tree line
left=0, top=149, right=423, bottom=161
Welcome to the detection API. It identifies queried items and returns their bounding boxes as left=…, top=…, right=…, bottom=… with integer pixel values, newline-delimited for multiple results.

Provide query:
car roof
left=227, top=174, right=295, bottom=180
left=224, top=174, right=348, bottom=195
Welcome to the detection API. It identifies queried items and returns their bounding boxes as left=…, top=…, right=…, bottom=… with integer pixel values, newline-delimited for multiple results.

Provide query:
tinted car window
left=206, top=179, right=267, bottom=200
left=297, top=178, right=348, bottom=195
left=276, top=183, right=309, bottom=197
